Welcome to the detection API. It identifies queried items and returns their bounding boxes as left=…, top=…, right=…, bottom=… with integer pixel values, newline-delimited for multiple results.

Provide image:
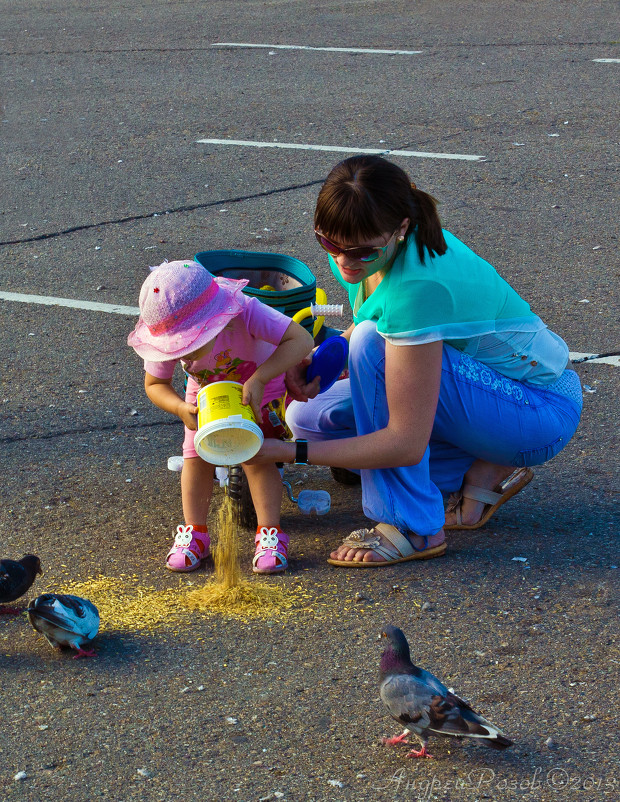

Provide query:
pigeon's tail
left=463, top=715, right=513, bottom=750
left=482, top=733, right=513, bottom=750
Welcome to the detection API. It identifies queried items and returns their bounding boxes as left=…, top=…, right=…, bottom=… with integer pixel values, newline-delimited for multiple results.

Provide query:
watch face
left=295, top=440, right=308, bottom=464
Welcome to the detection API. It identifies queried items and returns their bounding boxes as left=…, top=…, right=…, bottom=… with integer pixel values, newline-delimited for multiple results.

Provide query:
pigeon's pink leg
left=382, top=730, right=410, bottom=746
left=406, top=745, right=434, bottom=759
left=72, top=648, right=97, bottom=659
left=0, top=606, right=21, bottom=615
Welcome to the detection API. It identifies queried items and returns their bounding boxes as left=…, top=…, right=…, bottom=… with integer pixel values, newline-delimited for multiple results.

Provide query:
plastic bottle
left=296, top=489, right=331, bottom=515
left=215, top=466, right=230, bottom=488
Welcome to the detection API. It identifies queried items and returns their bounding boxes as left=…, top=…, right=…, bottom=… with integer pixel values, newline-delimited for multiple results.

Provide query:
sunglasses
left=314, top=229, right=400, bottom=263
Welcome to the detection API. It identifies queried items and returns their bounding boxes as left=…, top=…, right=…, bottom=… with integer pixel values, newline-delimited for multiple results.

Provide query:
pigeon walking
left=27, top=594, right=99, bottom=658
left=0, top=555, right=42, bottom=614
left=379, top=626, right=513, bottom=758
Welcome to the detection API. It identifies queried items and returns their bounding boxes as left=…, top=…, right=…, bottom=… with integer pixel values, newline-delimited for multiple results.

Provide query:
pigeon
left=27, top=594, right=100, bottom=658
left=379, top=626, right=513, bottom=758
left=0, top=555, right=42, bottom=614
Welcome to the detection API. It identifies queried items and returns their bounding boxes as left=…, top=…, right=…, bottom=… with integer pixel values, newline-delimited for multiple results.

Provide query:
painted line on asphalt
left=592, top=58, right=620, bottom=63
left=569, top=352, right=620, bottom=367
left=0, top=290, right=138, bottom=316
left=212, top=42, right=423, bottom=55
left=1, top=291, right=617, bottom=366
left=196, top=139, right=485, bottom=162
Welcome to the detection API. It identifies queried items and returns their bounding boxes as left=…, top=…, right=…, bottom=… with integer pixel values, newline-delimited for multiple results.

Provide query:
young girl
left=128, top=260, right=314, bottom=574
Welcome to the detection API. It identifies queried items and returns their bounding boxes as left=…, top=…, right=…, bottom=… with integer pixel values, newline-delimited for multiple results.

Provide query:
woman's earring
left=397, top=236, right=405, bottom=243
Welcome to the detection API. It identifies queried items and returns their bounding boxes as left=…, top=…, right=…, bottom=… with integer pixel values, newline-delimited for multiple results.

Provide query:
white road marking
left=212, top=42, right=423, bottom=55
left=0, top=290, right=138, bottom=316
left=1, top=292, right=616, bottom=367
left=592, top=58, right=620, bottom=63
left=196, top=138, right=485, bottom=162
left=569, top=352, right=620, bottom=367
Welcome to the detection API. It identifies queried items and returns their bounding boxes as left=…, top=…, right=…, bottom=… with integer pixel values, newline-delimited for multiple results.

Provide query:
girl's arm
left=252, top=339, right=443, bottom=469
left=144, top=372, right=199, bottom=430
left=243, top=320, right=314, bottom=419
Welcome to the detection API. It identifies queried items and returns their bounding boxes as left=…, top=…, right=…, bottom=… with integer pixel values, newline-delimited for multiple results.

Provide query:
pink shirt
left=144, top=297, right=291, bottom=405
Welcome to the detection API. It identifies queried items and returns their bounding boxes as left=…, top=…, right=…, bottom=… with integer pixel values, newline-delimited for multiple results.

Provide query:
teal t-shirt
left=329, top=230, right=537, bottom=346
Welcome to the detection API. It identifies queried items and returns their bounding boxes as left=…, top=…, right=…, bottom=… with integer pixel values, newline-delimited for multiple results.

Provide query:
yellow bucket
left=193, top=381, right=263, bottom=466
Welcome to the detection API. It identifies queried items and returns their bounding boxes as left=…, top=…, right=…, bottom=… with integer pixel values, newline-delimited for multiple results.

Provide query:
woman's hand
left=244, top=438, right=294, bottom=465
left=176, top=401, right=198, bottom=430
left=242, top=374, right=266, bottom=422
left=285, top=357, right=321, bottom=402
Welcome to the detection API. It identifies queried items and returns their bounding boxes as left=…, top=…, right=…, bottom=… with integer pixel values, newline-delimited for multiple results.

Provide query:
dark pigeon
left=27, top=594, right=99, bottom=658
left=0, top=555, right=42, bottom=614
left=379, top=625, right=513, bottom=758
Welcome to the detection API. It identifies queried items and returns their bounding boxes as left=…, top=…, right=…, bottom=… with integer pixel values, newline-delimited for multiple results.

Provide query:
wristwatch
left=294, top=439, right=309, bottom=465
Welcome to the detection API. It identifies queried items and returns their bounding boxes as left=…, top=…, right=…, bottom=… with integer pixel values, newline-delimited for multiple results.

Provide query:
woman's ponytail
left=408, top=183, right=447, bottom=263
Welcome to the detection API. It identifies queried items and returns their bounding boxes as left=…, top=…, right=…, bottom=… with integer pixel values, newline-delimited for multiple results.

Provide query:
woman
left=253, top=155, right=582, bottom=567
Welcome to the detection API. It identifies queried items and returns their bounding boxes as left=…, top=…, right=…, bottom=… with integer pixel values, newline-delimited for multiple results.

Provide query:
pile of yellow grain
left=56, top=575, right=186, bottom=633
left=186, top=495, right=297, bottom=618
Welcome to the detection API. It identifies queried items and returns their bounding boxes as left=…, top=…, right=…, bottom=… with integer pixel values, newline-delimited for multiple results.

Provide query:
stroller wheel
left=330, top=467, right=361, bottom=486
left=226, top=465, right=257, bottom=529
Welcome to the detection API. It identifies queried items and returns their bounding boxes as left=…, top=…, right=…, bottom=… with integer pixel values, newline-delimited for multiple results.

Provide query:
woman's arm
left=144, top=372, right=199, bottom=430
left=243, top=320, right=314, bottom=419
left=252, top=339, right=443, bottom=469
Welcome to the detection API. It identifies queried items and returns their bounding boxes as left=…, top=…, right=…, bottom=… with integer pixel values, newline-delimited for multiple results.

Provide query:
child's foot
left=252, top=526, right=289, bottom=574
left=166, top=524, right=210, bottom=572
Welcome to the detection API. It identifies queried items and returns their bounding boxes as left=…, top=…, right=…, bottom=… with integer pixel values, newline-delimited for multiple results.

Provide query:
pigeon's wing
left=0, top=560, right=26, bottom=603
left=30, top=595, right=99, bottom=640
left=415, top=666, right=451, bottom=697
left=380, top=674, right=434, bottom=733
left=424, top=693, right=512, bottom=747
left=62, top=596, right=100, bottom=639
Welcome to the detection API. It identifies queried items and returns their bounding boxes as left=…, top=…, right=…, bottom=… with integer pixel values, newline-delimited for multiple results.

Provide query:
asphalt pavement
left=1, top=2, right=618, bottom=800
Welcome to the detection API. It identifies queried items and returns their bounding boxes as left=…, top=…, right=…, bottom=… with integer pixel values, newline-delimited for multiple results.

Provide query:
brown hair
left=314, top=155, right=447, bottom=263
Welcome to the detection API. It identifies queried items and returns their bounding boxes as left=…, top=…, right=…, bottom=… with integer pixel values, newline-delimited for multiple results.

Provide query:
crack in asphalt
left=0, top=178, right=326, bottom=247
left=0, top=140, right=418, bottom=246
left=0, top=418, right=178, bottom=445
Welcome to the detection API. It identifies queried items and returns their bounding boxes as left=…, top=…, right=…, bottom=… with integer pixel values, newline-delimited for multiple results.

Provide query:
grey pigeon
left=379, top=626, right=513, bottom=758
left=27, top=594, right=99, bottom=658
left=0, top=555, right=42, bottom=614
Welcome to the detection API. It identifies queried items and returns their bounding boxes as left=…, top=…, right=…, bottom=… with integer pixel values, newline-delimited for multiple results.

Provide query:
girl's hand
left=176, top=401, right=198, bottom=430
left=242, top=375, right=266, bottom=422
left=285, top=357, right=321, bottom=402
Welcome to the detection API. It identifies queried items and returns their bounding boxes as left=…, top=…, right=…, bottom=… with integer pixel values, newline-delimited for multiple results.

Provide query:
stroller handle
left=292, top=288, right=345, bottom=338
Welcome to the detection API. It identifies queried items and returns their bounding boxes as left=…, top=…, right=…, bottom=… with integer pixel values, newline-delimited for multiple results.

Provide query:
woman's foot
left=329, top=525, right=445, bottom=564
left=444, top=462, right=534, bottom=529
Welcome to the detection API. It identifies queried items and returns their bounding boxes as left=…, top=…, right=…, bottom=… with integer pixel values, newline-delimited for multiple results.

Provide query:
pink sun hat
left=127, top=260, right=249, bottom=361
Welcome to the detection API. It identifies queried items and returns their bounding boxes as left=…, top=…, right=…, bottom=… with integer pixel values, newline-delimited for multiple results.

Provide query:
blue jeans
left=286, top=320, right=582, bottom=537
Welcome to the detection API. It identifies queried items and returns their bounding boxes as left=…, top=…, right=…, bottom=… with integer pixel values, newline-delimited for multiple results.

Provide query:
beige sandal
left=327, top=522, right=446, bottom=568
left=444, top=467, right=534, bottom=530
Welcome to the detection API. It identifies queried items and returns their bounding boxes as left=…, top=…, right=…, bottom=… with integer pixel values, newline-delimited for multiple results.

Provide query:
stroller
left=190, top=249, right=346, bottom=527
